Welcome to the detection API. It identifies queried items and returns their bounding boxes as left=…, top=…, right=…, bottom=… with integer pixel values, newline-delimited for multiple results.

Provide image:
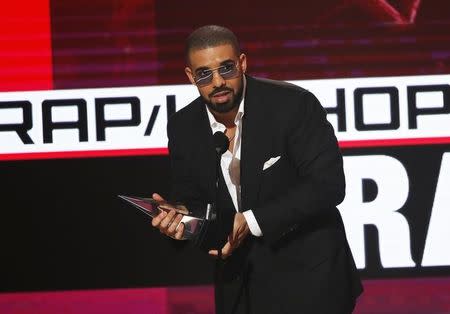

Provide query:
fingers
left=150, top=193, right=185, bottom=240
left=228, top=234, right=239, bottom=247
left=174, top=223, right=185, bottom=240
left=229, top=213, right=250, bottom=246
left=229, top=213, right=242, bottom=243
left=207, top=214, right=250, bottom=259
left=229, top=231, right=239, bottom=245
left=152, top=193, right=165, bottom=201
left=160, top=209, right=177, bottom=230
left=151, top=209, right=167, bottom=227
left=167, top=213, right=183, bottom=234
left=227, top=229, right=241, bottom=248
left=221, top=241, right=233, bottom=258
left=151, top=209, right=185, bottom=239
left=208, top=241, right=233, bottom=259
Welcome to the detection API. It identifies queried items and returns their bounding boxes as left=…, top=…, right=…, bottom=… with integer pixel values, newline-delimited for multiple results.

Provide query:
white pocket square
left=263, top=156, right=281, bottom=171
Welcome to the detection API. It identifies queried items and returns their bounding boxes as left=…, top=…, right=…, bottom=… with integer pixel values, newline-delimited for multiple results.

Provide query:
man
left=152, top=25, right=363, bottom=314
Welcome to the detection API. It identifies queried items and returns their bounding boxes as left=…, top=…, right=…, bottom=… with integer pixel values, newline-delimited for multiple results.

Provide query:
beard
left=203, top=83, right=244, bottom=114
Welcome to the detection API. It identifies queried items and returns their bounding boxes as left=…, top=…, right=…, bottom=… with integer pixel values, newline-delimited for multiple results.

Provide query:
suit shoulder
left=168, top=96, right=202, bottom=129
left=247, top=76, right=326, bottom=125
left=248, top=76, right=320, bottom=111
left=249, top=76, right=310, bottom=97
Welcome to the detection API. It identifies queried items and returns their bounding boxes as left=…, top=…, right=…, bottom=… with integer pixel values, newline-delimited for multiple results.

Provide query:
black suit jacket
left=167, top=76, right=363, bottom=314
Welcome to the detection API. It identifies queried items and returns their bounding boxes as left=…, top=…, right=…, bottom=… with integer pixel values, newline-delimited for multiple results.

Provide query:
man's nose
left=211, top=70, right=225, bottom=88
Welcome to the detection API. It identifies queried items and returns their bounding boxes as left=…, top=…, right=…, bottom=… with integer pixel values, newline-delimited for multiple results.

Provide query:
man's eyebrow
left=195, top=59, right=235, bottom=72
left=220, top=59, right=234, bottom=65
left=195, top=66, right=209, bottom=72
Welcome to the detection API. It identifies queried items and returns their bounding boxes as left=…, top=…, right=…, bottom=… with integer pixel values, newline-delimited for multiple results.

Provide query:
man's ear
left=185, top=67, right=196, bottom=85
left=239, top=53, right=247, bottom=74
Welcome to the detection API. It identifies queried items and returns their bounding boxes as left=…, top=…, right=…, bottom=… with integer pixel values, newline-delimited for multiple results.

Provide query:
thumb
left=152, top=193, right=165, bottom=201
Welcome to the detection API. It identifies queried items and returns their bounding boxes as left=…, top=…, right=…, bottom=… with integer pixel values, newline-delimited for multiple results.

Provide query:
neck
left=210, top=107, right=238, bottom=128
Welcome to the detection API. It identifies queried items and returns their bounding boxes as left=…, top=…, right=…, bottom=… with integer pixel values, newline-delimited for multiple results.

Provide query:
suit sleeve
left=167, top=117, right=207, bottom=217
left=253, top=90, right=345, bottom=244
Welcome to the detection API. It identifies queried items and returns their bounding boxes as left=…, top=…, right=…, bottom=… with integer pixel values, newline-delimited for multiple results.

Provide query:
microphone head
left=213, top=131, right=229, bottom=155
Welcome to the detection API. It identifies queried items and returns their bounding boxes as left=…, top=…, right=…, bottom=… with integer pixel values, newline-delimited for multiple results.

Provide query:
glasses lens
left=194, top=62, right=239, bottom=86
left=195, top=70, right=213, bottom=86
left=219, top=62, right=238, bottom=79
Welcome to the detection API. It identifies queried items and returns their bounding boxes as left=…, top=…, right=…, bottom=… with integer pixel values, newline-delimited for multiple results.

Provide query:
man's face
left=185, top=44, right=247, bottom=113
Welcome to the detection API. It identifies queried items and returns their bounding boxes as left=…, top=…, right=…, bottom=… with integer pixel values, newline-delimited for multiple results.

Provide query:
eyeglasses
left=193, top=61, right=239, bottom=87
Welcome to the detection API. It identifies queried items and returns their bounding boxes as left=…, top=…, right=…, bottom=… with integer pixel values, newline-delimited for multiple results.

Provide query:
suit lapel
left=192, top=99, right=217, bottom=202
left=241, top=76, right=272, bottom=210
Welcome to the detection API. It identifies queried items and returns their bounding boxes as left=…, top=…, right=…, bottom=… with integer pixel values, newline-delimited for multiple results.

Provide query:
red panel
left=0, top=288, right=168, bottom=314
left=339, top=136, right=450, bottom=149
left=1, top=278, right=449, bottom=313
left=0, top=147, right=169, bottom=161
left=50, top=0, right=157, bottom=89
left=0, top=1, right=53, bottom=92
left=354, top=277, right=450, bottom=313
left=1, top=137, right=450, bottom=161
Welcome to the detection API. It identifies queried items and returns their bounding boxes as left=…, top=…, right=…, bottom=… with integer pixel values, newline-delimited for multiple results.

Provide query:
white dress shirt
left=205, top=82, right=263, bottom=237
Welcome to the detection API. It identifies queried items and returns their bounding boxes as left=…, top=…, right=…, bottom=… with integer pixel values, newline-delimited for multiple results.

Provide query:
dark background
left=1, top=145, right=449, bottom=292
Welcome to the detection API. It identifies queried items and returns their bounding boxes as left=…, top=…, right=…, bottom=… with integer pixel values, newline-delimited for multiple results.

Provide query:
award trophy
left=118, top=195, right=205, bottom=240
left=118, top=195, right=234, bottom=251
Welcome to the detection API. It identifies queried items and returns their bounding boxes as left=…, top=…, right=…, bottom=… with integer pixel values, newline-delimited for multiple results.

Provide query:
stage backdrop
left=1, top=1, right=449, bottom=313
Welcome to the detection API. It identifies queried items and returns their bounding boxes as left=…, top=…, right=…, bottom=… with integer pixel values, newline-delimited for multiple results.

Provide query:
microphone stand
left=212, top=131, right=229, bottom=314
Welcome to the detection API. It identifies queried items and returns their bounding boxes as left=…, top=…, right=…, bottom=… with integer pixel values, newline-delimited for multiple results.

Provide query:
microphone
left=206, top=131, right=229, bottom=223
left=211, top=131, right=230, bottom=314
left=213, top=131, right=229, bottom=155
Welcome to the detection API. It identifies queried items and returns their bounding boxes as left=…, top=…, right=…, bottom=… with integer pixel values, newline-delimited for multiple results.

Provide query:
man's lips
left=212, top=90, right=231, bottom=97
left=210, top=90, right=232, bottom=103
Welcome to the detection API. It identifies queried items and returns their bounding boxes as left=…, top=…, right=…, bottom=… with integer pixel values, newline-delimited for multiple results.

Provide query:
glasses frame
left=193, top=60, right=240, bottom=86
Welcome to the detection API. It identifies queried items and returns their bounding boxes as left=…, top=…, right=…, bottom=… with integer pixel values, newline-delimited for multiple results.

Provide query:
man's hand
left=151, top=193, right=185, bottom=240
left=209, top=212, right=250, bottom=259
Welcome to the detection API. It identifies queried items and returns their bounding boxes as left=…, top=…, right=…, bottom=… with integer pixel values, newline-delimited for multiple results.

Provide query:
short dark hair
left=185, top=25, right=240, bottom=65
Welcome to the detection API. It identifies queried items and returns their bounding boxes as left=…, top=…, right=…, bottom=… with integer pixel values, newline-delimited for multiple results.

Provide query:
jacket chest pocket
left=258, top=156, right=296, bottom=204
